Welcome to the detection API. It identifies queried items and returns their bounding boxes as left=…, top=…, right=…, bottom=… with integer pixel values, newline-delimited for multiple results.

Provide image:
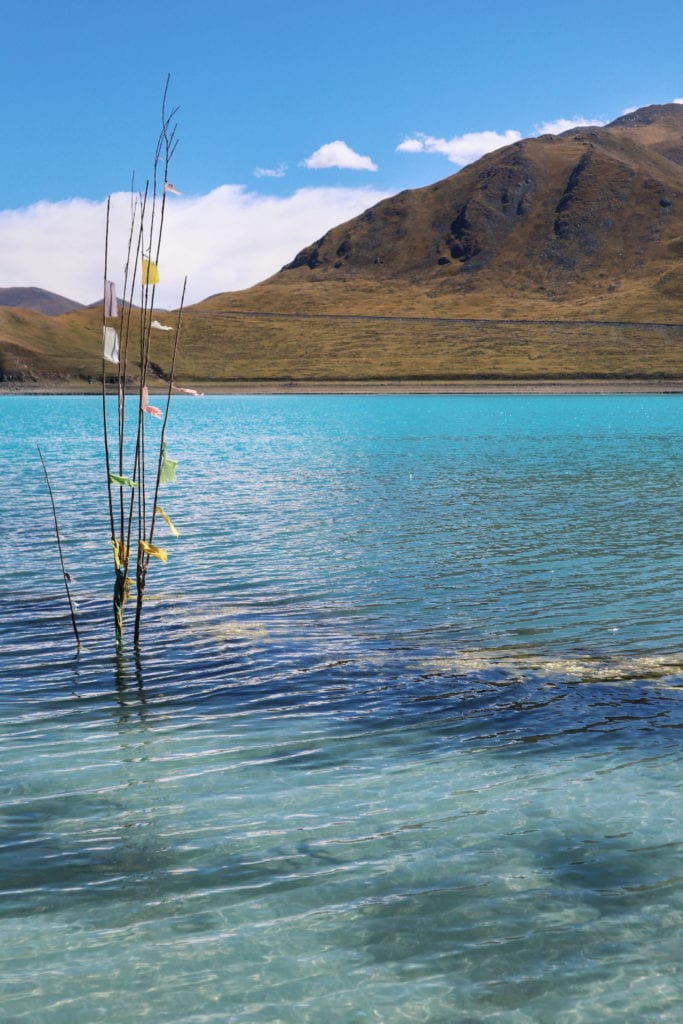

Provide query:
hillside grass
left=176, top=313, right=683, bottom=384
left=3, top=294, right=683, bottom=390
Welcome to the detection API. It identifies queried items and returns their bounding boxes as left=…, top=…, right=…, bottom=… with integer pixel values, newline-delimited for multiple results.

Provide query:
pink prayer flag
left=171, top=383, right=204, bottom=396
left=141, top=386, right=162, bottom=418
left=164, top=182, right=182, bottom=195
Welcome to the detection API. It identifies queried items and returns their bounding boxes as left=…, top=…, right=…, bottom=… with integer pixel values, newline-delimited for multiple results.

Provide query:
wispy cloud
left=674, top=98, right=683, bottom=104
left=303, top=141, right=378, bottom=172
left=396, top=129, right=522, bottom=167
left=254, top=163, right=287, bottom=178
left=534, top=116, right=604, bottom=134
left=397, top=114, right=608, bottom=166
left=0, top=185, right=390, bottom=306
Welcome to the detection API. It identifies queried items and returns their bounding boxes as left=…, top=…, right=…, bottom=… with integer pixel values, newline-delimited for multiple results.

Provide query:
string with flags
left=96, top=85, right=188, bottom=645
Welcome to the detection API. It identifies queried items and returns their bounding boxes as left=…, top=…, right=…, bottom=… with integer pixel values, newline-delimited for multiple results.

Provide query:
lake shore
left=3, top=378, right=683, bottom=395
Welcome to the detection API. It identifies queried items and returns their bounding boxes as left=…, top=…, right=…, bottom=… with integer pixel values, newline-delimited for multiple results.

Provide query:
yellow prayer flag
left=139, top=539, right=168, bottom=562
left=112, top=538, right=129, bottom=571
left=142, top=256, right=160, bottom=285
left=155, top=505, right=180, bottom=536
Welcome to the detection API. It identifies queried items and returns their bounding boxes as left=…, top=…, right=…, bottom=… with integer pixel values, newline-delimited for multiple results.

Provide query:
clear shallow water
left=1, top=394, right=682, bottom=1023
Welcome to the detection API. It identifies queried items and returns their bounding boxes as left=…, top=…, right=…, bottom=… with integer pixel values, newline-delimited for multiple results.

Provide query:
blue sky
left=2, top=0, right=683, bottom=304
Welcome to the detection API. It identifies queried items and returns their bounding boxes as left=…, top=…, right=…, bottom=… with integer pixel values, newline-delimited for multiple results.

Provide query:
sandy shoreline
left=3, top=378, right=683, bottom=396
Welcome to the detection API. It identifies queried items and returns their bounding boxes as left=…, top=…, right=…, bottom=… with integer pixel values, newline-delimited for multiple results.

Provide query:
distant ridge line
left=194, top=309, right=683, bottom=332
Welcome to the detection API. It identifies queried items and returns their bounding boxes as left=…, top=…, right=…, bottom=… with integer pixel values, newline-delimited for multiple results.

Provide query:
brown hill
left=227, top=102, right=683, bottom=323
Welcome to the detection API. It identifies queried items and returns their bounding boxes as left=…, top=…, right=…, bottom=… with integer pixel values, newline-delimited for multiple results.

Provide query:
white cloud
left=534, top=116, right=604, bottom=134
left=674, top=98, right=683, bottom=105
left=303, top=141, right=378, bottom=172
left=395, top=137, right=425, bottom=154
left=396, top=129, right=522, bottom=167
left=254, top=163, right=287, bottom=178
left=397, top=115, right=608, bottom=167
left=0, top=185, right=390, bottom=306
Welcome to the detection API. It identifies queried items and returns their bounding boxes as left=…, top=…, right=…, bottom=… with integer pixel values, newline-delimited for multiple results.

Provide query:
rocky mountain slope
left=0, top=287, right=85, bottom=316
left=255, top=103, right=683, bottom=320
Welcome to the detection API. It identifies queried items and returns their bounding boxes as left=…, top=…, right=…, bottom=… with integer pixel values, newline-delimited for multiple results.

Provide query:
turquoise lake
left=1, top=393, right=682, bottom=1023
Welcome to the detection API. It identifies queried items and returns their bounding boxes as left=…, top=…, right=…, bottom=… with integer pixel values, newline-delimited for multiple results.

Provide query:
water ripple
left=2, top=395, right=683, bottom=1023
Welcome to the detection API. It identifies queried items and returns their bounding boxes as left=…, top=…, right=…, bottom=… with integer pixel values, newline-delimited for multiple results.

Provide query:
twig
left=37, top=446, right=81, bottom=650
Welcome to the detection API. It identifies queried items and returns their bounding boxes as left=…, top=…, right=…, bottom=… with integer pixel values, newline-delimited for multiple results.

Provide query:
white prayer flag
left=103, top=326, right=120, bottom=364
left=104, top=280, right=118, bottom=318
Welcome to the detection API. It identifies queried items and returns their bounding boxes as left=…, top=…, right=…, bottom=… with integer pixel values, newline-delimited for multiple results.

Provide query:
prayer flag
left=141, top=386, right=162, bottom=418
left=171, top=383, right=204, bottom=396
left=155, top=505, right=180, bottom=536
left=159, top=442, right=178, bottom=485
left=142, top=256, right=160, bottom=285
left=151, top=319, right=173, bottom=331
left=164, top=182, right=182, bottom=195
left=104, top=280, right=118, bottom=318
left=112, top=538, right=129, bottom=571
left=139, top=539, right=168, bottom=562
left=109, top=473, right=138, bottom=488
left=103, top=325, right=120, bottom=364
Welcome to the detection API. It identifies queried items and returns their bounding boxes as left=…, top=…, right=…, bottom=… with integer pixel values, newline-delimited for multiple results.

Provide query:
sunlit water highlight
left=1, top=394, right=682, bottom=1023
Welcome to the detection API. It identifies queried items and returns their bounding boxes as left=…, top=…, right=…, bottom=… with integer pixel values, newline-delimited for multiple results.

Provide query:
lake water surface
left=1, top=394, right=682, bottom=1022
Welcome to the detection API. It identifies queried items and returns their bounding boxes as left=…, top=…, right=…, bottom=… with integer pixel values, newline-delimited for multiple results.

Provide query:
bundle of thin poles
left=101, top=77, right=186, bottom=646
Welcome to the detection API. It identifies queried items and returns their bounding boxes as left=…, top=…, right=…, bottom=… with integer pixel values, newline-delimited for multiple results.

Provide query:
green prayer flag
left=109, top=473, right=138, bottom=488
left=159, top=443, right=178, bottom=485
